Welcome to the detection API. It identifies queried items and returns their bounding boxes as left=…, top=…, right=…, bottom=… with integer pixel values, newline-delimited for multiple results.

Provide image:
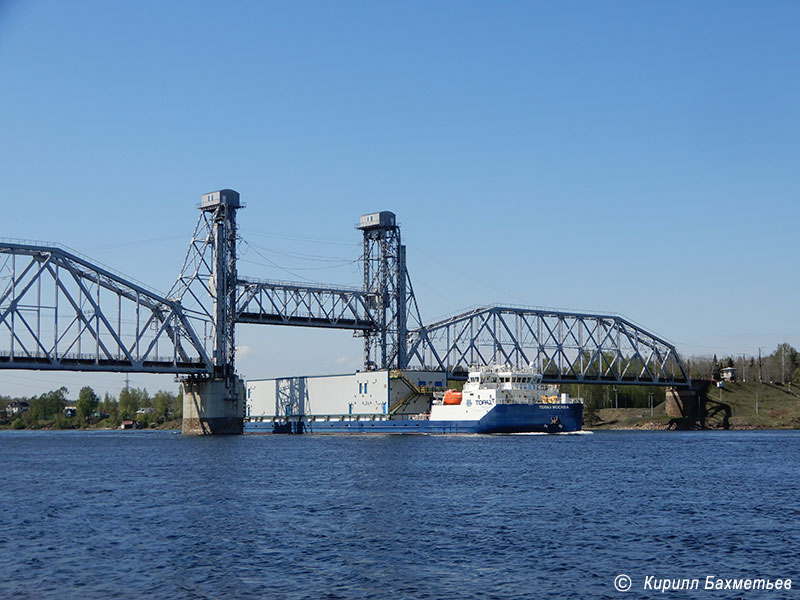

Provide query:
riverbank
left=587, top=381, right=800, bottom=430
left=0, top=418, right=183, bottom=432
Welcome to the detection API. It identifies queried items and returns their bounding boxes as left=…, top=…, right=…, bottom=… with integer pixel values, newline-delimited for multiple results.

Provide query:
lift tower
left=177, top=190, right=245, bottom=434
left=358, top=211, right=409, bottom=370
left=206, top=190, right=239, bottom=377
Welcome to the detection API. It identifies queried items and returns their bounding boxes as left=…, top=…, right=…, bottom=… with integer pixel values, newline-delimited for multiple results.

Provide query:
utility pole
left=782, top=345, right=786, bottom=384
left=741, top=353, right=746, bottom=383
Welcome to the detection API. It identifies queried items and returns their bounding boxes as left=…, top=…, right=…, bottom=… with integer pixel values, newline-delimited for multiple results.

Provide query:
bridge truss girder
left=236, top=279, right=377, bottom=330
left=0, top=242, right=211, bottom=374
left=407, top=306, right=691, bottom=387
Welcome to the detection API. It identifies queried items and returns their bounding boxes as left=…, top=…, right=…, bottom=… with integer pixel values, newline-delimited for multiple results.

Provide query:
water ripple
left=0, top=430, right=798, bottom=599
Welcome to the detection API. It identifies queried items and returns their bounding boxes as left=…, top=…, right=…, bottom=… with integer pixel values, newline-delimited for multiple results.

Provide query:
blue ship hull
left=245, top=403, right=583, bottom=435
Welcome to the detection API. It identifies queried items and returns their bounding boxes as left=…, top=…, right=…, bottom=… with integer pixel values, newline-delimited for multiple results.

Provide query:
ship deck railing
left=246, top=413, right=403, bottom=423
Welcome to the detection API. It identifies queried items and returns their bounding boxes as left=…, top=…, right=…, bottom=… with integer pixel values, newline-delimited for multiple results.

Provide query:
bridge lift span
left=0, top=189, right=691, bottom=434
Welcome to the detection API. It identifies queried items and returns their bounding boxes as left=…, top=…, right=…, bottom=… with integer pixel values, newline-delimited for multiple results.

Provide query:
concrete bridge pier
left=665, top=381, right=710, bottom=428
left=182, top=376, right=245, bottom=435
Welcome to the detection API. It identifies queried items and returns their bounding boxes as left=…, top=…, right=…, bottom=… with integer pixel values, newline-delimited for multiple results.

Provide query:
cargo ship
left=245, top=365, right=583, bottom=434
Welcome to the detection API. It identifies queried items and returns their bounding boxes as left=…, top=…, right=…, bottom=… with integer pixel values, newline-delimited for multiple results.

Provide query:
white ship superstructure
left=429, top=365, right=575, bottom=421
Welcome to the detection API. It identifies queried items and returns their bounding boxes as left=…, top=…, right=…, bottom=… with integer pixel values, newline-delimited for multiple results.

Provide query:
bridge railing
left=0, top=237, right=165, bottom=298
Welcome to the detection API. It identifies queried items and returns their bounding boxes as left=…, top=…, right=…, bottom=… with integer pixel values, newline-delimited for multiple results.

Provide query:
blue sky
left=1, top=1, right=798, bottom=398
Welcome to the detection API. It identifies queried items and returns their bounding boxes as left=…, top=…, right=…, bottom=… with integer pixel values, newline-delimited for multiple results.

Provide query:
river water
left=1, top=430, right=798, bottom=599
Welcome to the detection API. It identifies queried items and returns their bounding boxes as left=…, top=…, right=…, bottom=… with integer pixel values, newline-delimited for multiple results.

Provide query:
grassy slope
left=588, top=381, right=800, bottom=430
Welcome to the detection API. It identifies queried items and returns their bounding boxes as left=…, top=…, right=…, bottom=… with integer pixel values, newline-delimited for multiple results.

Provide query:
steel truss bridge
left=0, top=190, right=691, bottom=389
left=407, top=306, right=688, bottom=386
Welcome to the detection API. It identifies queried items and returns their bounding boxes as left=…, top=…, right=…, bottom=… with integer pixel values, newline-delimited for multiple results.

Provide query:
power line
left=239, top=240, right=317, bottom=283
left=240, top=229, right=357, bottom=247
left=242, top=239, right=357, bottom=263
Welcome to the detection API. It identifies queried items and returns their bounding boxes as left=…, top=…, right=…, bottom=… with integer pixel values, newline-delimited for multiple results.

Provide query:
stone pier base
left=665, top=382, right=711, bottom=428
left=665, top=387, right=698, bottom=418
left=182, top=377, right=245, bottom=435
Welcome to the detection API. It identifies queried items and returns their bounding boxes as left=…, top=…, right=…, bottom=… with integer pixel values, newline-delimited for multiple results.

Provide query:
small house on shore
left=5, top=401, right=29, bottom=418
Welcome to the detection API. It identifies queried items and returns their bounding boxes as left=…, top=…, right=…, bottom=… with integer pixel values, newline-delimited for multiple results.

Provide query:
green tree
left=44, top=387, right=68, bottom=418
left=175, top=385, right=184, bottom=418
left=138, top=388, right=151, bottom=410
left=118, top=387, right=138, bottom=419
left=118, top=387, right=151, bottom=420
left=22, top=399, right=41, bottom=427
left=76, top=386, right=100, bottom=425
left=711, top=355, right=721, bottom=381
left=21, top=388, right=67, bottom=428
left=101, top=392, right=116, bottom=413
left=152, top=391, right=176, bottom=421
left=137, top=388, right=152, bottom=409
left=777, top=343, right=798, bottom=383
